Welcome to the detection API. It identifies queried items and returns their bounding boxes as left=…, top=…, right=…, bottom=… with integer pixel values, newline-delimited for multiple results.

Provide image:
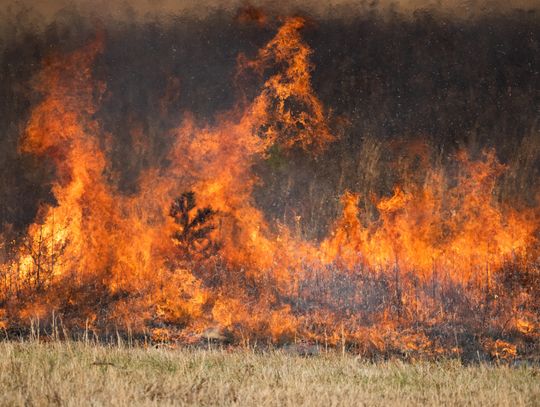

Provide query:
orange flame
left=1, top=17, right=538, bottom=358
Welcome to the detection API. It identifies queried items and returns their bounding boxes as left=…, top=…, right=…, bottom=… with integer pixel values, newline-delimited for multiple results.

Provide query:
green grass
left=0, top=341, right=538, bottom=406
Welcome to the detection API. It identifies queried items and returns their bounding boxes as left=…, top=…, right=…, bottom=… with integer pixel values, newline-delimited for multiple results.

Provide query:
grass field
left=0, top=342, right=538, bottom=406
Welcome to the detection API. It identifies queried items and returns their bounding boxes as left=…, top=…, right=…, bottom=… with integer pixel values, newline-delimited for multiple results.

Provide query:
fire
left=0, top=15, right=538, bottom=359
left=322, top=149, right=536, bottom=283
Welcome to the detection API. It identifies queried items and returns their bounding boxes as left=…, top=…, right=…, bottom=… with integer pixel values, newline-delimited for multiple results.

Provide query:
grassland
left=0, top=341, right=538, bottom=406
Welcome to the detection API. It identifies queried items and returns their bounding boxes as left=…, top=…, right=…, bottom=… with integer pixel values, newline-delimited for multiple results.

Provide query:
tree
left=169, top=191, right=218, bottom=260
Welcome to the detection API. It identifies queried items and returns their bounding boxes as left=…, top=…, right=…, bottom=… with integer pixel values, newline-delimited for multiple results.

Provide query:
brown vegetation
left=0, top=341, right=539, bottom=407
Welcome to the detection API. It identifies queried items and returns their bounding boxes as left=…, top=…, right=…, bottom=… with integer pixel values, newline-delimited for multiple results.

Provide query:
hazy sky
left=2, top=0, right=538, bottom=24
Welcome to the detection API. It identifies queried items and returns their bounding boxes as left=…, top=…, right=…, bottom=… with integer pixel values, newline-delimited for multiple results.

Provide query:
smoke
left=1, top=0, right=539, bottom=30
left=1, top=1, right=538, bottom=235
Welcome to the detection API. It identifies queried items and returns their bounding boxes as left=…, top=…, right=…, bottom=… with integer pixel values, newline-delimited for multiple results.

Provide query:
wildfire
left=322, top=150, right=536, bottom=282
left=0, top=15, right=538, bottom=359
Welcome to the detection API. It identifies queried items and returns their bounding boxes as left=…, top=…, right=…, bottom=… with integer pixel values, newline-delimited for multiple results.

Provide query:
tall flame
left=1, top=16, right=538, bottom=358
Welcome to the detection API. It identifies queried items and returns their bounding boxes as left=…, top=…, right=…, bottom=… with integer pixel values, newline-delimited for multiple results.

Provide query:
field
left=0, top=341, right=538, bottom=406
left=0, top=3, right=539, bottom=406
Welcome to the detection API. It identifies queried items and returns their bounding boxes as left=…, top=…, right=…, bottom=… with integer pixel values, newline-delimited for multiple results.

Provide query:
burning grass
left=0, top=340, right=538, bottom=406
left=0, top=9, right=538, bottom=360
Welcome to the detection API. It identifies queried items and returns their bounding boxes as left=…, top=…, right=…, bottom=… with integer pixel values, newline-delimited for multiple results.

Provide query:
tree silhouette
left=169, top=191, right=218, bottom=259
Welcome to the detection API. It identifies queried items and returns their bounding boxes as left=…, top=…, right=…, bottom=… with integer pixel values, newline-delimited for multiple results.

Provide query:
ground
left=0, top=341, right=538, bottom=406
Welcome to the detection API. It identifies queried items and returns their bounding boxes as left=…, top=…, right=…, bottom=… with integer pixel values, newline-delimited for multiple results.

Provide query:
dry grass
left=0, top=341, right=538, bottom=406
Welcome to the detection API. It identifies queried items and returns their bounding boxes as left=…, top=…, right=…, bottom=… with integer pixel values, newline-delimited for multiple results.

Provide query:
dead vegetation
left=0, top=340, right=538, bottom=407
